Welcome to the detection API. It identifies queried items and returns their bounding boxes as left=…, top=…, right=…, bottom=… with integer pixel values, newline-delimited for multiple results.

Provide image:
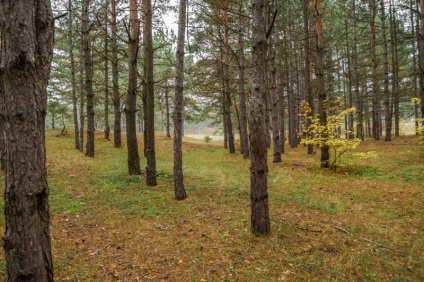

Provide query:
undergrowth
left=0, top=130, right=422, bottom=281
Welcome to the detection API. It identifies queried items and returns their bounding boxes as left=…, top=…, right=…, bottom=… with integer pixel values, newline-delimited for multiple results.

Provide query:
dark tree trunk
left=250, top=0, right=270, bottom=235
left=111, top=0, right=121, bottom=147
left=315, top=0, right=329, bottom=168
left=69, top=0, right=80, bottom=150
left=83, top=0, right=95, bottom=157
left=390, top=1, right=400, bottom=137
left=370, top=0, right=380, bottom=140
left=0, top=0, right=54, bottom=280
left=174, top=0, right=187, bottom=200
left=286, top=1, right=297, bottom=148
left=165, top=80, right=171, bottom=139
left=352, top=0, right=364, bottom=140
left=79, top=34, right=85, bottom=152
left=143, top=0, right=157, bottom=185
left=303, top=0, right=315, bottom=153
left=223, top=0, right=235, bottom=154
left=238, top=0, right=249, bottom=158
left=126, top=0, right=141, bottom=175
left=420, top=0, right=424, bottom=119
left=381, top=0, right=392, bottom=141
left=276, top=43, right=285, bottom=154
left=104, top=0, right=110, bottom=141
left=411, top=0, right=420, bottom=134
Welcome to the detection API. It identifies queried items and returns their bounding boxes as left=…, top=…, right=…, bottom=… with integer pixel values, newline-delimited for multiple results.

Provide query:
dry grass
left=0, top=130, right=423, bottom=281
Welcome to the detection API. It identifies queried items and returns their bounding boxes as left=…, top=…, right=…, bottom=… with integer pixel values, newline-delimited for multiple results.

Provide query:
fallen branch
left=333, top=226, right=353, bottom=237
left=359, top=237, right=404, bottom=253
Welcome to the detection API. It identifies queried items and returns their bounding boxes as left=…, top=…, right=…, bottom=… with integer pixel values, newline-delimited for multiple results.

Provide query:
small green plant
left=204, top=135, right=212, bottom=143
left=299, top=98, right=362, bottom=170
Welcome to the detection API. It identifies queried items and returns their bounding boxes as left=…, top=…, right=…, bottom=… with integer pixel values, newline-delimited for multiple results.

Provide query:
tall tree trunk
left=370, top=0, right=380, bottom=140
left=104, top=0, right=110, bottom=140
left=69, top=0, right=80, bottom=150
left=223, top=0, right=235, bottom=154
left=420, top=0, right=424, bottom=119
left=111, top=0, right=122, bottom=147
left=390, top=0, right=400, bottom=136
left=276, top=43, right=285, bottom=154
left=303, top=0, right=314, bottom=153
left=250, top=0, right=270, bottom=235
left=126, top=0, right=141, bottom=175
left=411, top=0, right=420, bottom=134
left=83, top=0, right=95, bottom=157
left=165, top=80, right=171, bottom=138
left=79, top=34, right=85, bottom=152
left=143, top=0, right=157, bottom=185
left=315, top=0, right=329, bottom=168
left=0, top=0, right=54, bottom=279
left=238, top=0, right=249, bottom=158
left=352, top=0, right=364, bottom=140
left=286, top=1, right=297, bottom=148
left=174, top=0, right=188, bottom=200
left=381, top=0, right=391, bottom=141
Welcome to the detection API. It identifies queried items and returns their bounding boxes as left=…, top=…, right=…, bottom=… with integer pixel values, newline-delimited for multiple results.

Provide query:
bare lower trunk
left=1, top=0, right=54, bottom=279
left=69, top=0, right=80, bottom=150
left=126, top=0, right=141, bottom=175
left=143, top=0, right=157, bottom=185
left=174, top=0, right=187, bottom=200
left=381, top=0, right=391, bottom=141
left=112, top=0, right=121, bottom=147
left=250, top=0, right=270, bottom=235
left=104, top=1, right=110, bottom=141
left=83, top=0, right=95, bottom=157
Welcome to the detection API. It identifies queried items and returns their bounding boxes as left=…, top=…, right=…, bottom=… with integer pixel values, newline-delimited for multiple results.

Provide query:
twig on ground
left=359, top=237, right=405, bottom=253
left=333, top=226, right=353, bottom=236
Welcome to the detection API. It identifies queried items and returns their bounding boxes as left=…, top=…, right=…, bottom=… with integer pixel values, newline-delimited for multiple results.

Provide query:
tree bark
left=352, top=0, right=364, bottom=140
left=79, top=33, right=85, bottom=152
left=315, top=0, right=329, bottom=168
left=165, top=80, right=171, bottom=138
left=303, top=0, right=315, bottom=153
left=237, top=0, right=249, bottom=158
left=223, top=0, right=235, bottom=154
left=174, top=0, right=188, bottom=200
left=381, top=0, right=391, bottom=141
left=69, top=0, right=80, bottom=150
left=126, top=0, right=141, bottom=175
left=370, top=0, right=381, bottom=140
left=0, top=0, right=54, bottom=280
left=111, top=0, right=122, bottom=147
left=83, top=0, right=95, bottom=157
left=420, top=0, right=424, bottom=119
left=104, top=0, right=110, bottom=141
left=250, top=0, right=270, bottom=235
left=143, top=0, right=157, bottom=185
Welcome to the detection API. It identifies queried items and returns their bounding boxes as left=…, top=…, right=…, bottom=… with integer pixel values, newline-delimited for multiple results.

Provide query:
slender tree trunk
left=276, top=44, right=285, bottom=154
left=0, top=0, right=54, bottom=279
left=286, top=1, right=297, bottom=148
left=111, top=0, right=122, bottom=147
left=79, top=35, right=85, bottom=152
left=238, top=0, right=249, bottom=158
left=174, top=0, right=188, bottom=200
left=412, top=0, right=420, bottom=134
left=69, top=0, right=80, bottom=150
left=303, top=0, right=314, bottom=153
left=315, top=0, right=329, bottom=168
left=143, top=0, right=157, bottom=185
left=104, top=0, right=110, bottom=140
left=250, top=0, right=270, bottom=235
left=381, top=0, right=391, bottom=141
left=165, top=80, right=171, bottom=138
left=390, top=0, right=400, bottom=136
left=83, top=0, right=95, bottom=157
left=420, top=0, right=424, bottom=119
left=370, top=0, right=380, bottom=140
left=126, top=0, right=141, bottom=175
left=352, top=0, right=364, bottom=140
left=223, top=1, right=235, bottom=154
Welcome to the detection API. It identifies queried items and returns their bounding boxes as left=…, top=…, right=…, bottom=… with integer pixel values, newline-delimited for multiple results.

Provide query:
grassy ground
left=0, top=129, right=423, bottom=281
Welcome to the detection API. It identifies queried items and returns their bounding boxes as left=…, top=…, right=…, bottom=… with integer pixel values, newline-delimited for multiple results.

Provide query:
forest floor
left=0, top=130, right=423, bottom=281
